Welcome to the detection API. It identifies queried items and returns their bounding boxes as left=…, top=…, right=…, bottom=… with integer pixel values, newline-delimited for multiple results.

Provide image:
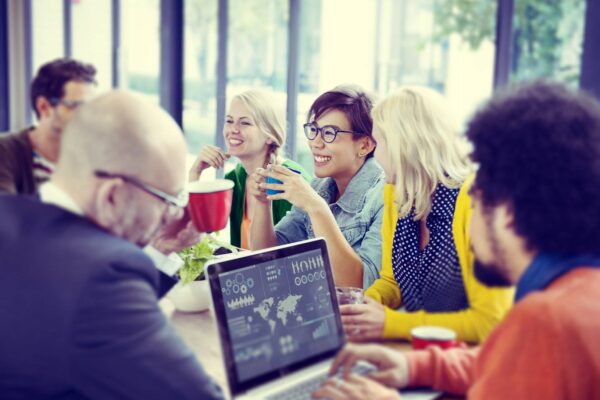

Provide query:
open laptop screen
left=207, top=238, right=344, bottom=395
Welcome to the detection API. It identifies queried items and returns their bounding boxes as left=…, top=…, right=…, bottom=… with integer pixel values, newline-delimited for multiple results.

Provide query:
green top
left=224, top=159, right=311, bottom=247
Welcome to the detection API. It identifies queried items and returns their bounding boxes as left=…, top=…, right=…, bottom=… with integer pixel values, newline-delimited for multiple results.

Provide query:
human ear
left=91, top=179, right=130, bottom=238
left=357, top=137, right=376, bottom=157
left=36, top=96, right=53, bottom=120
left=496, top=203, right=516, bottom=231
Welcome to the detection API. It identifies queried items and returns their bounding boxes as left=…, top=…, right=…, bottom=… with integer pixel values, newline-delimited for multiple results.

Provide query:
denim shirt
left=274, top=157, right=385, bottom=288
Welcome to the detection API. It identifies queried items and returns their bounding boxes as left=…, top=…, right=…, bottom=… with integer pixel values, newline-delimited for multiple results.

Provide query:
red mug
left=187, top=180, right=234, bottom=233
left=410, top=326, right=460, bottom=350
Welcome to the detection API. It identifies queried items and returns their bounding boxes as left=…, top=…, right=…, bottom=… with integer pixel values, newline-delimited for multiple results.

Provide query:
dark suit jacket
left=0, top=195, right=224, bottom=399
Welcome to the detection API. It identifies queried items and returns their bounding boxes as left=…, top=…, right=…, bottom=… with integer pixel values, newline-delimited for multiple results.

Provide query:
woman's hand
left=247, top=169, right=270, bottom=204
left=189, top=145, right=230, bottom=182
left=340, top=297, right=386, bottom=341
left=260, top=165, right=325, bottom=214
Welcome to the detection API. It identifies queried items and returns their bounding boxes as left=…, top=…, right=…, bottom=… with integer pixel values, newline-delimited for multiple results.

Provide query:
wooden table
left=160, top=299, right=229, bottom=389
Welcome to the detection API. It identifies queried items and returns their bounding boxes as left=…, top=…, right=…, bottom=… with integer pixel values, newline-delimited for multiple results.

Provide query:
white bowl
left=168, top=280, right=211, bottom=312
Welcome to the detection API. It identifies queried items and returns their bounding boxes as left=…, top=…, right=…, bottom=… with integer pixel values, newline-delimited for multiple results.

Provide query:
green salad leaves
left=177, top=235, right=238, bottom=285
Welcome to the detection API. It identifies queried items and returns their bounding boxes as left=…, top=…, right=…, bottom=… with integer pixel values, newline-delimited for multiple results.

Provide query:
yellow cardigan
left=365, top=181, right=514, bottom=343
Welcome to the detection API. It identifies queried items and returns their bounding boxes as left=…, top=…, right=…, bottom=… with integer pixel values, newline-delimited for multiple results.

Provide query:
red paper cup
left=410, top=326, right=459, bottom=350
left=187, top=180, right=234, bottom=233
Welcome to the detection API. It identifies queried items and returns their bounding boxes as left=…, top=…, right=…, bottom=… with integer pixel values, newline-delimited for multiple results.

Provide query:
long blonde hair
left=232, top=89, right=286, bottom=166
left=372, top=86, right=472, bottom=219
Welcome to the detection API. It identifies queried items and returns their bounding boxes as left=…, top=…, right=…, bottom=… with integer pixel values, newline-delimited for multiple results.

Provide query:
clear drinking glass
left=335, top=287, right=365, bottom=305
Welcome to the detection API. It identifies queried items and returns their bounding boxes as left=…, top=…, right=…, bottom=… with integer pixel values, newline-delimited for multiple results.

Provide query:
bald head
left=49, top=90, right=189, bottom=246
left=54, top=90, right=187, bottom=195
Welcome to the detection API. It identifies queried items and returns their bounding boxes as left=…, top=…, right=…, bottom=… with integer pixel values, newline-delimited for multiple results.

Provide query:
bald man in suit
left=0, top=91, right=224, bottom=399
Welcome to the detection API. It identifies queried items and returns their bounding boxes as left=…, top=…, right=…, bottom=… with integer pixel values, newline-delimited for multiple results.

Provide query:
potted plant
left=168, top=235, right=238, bottom=312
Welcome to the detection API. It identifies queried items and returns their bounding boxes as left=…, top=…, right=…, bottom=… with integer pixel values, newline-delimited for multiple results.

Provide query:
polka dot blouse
left=391, top=184, right=468, bottom=312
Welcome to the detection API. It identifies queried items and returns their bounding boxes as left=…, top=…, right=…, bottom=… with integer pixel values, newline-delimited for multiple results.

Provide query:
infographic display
left=218, top=249, right=340, bottom=383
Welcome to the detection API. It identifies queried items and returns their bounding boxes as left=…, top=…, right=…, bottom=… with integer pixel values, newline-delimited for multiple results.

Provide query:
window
left=31, top=0, right=64, bottom=73
left=119, top=0, right=160, bottom=102
left=296, top=0, right=496, bottom=175
left=511, top=0, right=586, bottom=85
left=72, top=0, right=112, bottom=93
left=23, top=0, right=594, bottom=172
left=217, top=0, right=289, bottom=172
left=183, top=0, right=218, bottom=155
left=227, top=0, right=288, bottom=97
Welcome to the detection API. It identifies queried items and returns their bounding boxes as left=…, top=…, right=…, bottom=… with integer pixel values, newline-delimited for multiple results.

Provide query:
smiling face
left=307, top=109, right=371, bottom=183
left=223, top=98, right=271, bottom=162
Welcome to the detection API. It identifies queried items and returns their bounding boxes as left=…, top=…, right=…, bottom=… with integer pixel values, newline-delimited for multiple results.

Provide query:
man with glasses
left=0, top=58, right=96, bottom=194
left=0, top=90, right=224, bottom=398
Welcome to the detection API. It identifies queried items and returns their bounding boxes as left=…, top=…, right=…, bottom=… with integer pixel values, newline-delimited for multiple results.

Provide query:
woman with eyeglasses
left=188, top=89, right=310, bottom=249
left=340, top=87, right=513, bottom=344
left=248, top=84, right=385, bottom=288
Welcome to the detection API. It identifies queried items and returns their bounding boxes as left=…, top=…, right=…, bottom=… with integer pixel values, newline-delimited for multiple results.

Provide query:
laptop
left=206, top=238, right=440, bottom=399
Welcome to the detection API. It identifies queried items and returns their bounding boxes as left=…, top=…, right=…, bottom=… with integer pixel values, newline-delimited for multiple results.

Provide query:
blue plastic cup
left=265, top=167, right=301, bottom=195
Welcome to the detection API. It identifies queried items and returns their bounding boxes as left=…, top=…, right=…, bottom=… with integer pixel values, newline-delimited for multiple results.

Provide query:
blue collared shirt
left=274, top=157, right=385, bottom=287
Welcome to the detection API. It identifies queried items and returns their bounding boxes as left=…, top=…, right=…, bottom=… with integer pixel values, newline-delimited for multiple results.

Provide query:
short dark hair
left=307, top=84, right=376, bottom=157
left=30, top=58, right=97, bottom=118
left=467, top=81, right=600, bottom=254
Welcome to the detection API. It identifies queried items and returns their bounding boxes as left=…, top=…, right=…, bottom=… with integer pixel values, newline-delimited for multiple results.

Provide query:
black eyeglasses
left=48, top=97, right=85, bottom=110
left=303, top=122, right=362, bottom=143
left=94, top=171, right=189, bottom=208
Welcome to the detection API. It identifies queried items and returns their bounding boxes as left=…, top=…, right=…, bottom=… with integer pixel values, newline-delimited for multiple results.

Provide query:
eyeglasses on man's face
left=48, top=97, right=86, bottom=110
left=303, top=122, right=363, bottom=144
left=94, top=171, right=189, bottom=208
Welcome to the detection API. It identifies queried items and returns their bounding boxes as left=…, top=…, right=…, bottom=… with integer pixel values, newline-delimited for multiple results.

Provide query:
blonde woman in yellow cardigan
left=341, top=87, right=514, bottom=344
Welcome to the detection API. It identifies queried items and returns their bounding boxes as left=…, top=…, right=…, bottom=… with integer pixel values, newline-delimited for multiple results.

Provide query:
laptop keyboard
left=264, top=361, right=376, bottom=400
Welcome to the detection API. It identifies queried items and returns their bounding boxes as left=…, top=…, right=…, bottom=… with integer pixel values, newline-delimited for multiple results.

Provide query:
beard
left=474, top=259, right=513, bottom=287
